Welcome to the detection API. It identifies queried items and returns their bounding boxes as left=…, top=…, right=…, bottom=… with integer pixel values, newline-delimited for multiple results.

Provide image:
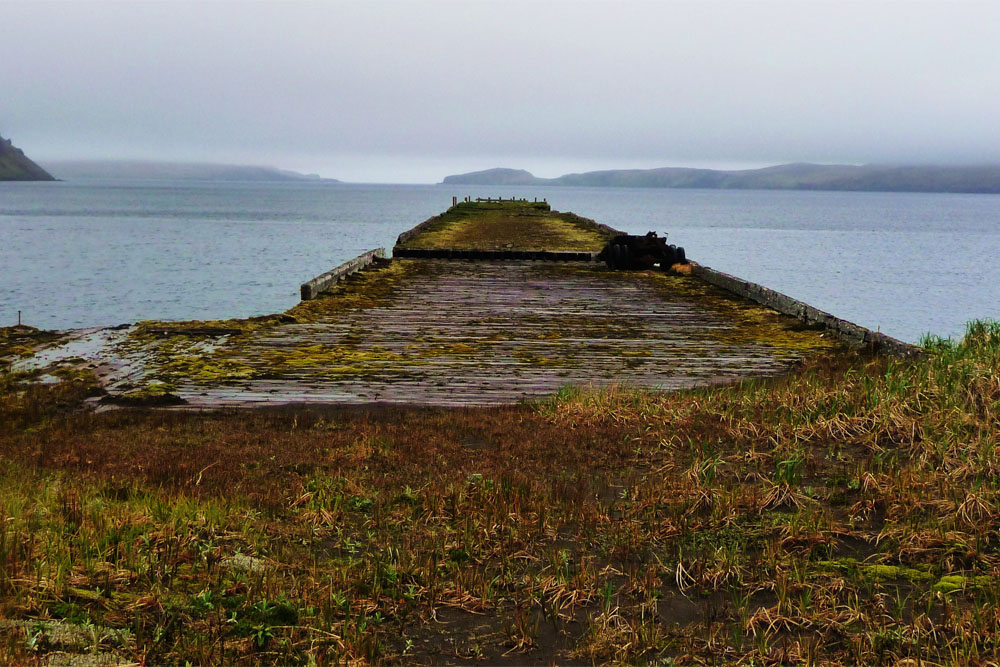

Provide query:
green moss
left=862, top=564, right=935, bottom=582
left=815, top=560, right=935, bottom=584
left=932, top=574, right=994, bottom=594
left=134, top=313, right=294, bottom=338
left=265, top=344, right=406, bottom=369
left=50, top=367, right=102, bottom=384
left=680, top=522, right=766, bottom=554
left=818, top=563, right=995, bottom=593
left=513, top=350, right=561, bottom=366
left=0, top=326, right=64, bottom=361
left=157, top=354, right=257, bottom=385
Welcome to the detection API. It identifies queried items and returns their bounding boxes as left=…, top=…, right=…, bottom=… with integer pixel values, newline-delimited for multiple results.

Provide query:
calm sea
left=2, top=180, right=998, bottom=343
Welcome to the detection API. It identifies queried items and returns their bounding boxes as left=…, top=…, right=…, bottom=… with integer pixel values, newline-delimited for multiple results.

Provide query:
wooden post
left=452, top=196, right=457, bottom=207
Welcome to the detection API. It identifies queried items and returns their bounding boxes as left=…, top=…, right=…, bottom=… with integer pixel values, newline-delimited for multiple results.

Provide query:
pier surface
left=394, top=199, right=616, bottom=251
left=11, top=201, right=850, bottom=407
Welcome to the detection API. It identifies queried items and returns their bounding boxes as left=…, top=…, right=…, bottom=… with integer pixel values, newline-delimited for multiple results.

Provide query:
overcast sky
left=3, top=0, right=998, bottom=182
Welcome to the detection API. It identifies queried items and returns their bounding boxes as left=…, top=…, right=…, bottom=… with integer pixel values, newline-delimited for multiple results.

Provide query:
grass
left=1, top=319, right=1000, bottom=663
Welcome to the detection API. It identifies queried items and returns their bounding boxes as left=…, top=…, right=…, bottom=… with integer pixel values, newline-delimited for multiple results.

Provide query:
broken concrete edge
left=300, top=248, right=386, bottom=301
left=392, top=247, right=600, bottom=262
left=690, top=263, right=921, bottom=357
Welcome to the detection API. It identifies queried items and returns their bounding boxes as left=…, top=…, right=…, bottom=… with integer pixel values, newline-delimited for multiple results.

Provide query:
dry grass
left=0, top=320, right=999, bottom=664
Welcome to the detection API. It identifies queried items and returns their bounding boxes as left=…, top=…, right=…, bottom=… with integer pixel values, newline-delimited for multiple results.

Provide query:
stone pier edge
left=690, top=264, right=920, bottom=357
left=299, top=248, right=386, bottom=301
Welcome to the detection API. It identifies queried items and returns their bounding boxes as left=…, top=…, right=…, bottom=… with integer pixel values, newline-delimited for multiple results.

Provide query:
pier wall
left=300, top=248, right=385, bottom=301
left=395, top=212, right=451, bottom=248
left=393, top=248, right=598, bottom=262
left=691, top=264, right=920, bottom=356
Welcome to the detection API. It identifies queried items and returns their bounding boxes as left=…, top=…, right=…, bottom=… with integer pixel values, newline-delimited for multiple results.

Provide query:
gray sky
left=3, top=0, right=998, bottom=182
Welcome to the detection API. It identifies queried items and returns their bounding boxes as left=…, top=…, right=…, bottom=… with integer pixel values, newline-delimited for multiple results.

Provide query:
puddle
left=11, top=327, right=133, bottom=373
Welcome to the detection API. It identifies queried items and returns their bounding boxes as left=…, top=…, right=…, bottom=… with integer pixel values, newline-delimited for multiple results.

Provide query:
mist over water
left=2, top=180, right=998, bottom=343
left=7, top=2, right=1000, bottom=181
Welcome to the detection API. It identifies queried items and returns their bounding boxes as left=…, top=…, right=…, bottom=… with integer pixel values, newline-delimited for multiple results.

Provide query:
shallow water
left=2, top=180, right=998, bottom=342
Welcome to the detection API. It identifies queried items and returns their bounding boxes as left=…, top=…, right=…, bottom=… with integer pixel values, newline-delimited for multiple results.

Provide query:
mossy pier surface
left=394, top=199, right=617, bottom=252
left=8, top=200, right=855, bottom=408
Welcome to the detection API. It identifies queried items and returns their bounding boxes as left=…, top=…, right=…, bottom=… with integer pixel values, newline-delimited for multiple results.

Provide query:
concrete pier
left=14, top=199, right=916, bottom=408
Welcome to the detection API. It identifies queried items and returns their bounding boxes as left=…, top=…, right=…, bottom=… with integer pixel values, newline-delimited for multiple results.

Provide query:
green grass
left=0, top=320, right=999, bottom=663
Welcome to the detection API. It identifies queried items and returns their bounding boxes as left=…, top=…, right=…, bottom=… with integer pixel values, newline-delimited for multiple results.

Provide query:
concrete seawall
left=300, top=248, right=386, bottom=301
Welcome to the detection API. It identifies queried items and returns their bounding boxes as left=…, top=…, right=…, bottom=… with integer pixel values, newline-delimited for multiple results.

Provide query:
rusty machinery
left=598, top=232, right=688, bottom=270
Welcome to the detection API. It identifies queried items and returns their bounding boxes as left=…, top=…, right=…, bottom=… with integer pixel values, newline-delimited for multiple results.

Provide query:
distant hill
left=44, top=160, right=340, bottom=183
left=0, top=135, right=55, bottom=181
left=443, top=163, right=1000, bottom=194
left=442, top=167, right=539, bottom=186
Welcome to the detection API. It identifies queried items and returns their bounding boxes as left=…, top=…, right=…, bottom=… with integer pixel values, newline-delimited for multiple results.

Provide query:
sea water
left=2, top=179, right=998, bottom=342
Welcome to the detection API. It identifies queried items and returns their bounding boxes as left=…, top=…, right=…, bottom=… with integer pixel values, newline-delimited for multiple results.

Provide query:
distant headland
left=0, top=134, right=55, bottom=181
left=442, top=164, right=1000, bottom=195
left=42, top=160, right=340, bottom=183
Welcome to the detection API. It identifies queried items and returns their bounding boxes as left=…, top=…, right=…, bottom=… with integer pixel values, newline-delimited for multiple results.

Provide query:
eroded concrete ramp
left=109, top=258, right=842, bottom=408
